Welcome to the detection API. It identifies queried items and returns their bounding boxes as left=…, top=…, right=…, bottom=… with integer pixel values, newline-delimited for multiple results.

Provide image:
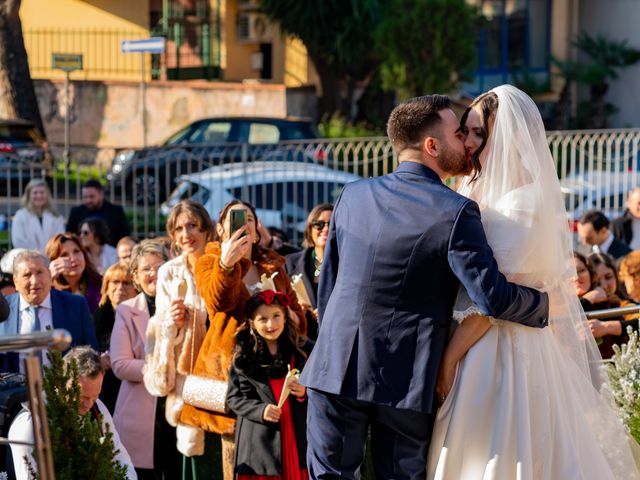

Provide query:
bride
left=426, top=85, right=640, bottom=479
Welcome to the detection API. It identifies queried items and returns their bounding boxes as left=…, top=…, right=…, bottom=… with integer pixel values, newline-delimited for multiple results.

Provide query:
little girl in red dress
left=227, top=290, right=313, bottom=480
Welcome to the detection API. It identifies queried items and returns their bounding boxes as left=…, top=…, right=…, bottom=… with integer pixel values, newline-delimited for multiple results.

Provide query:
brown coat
left=180, top=242, right=305, bottom=435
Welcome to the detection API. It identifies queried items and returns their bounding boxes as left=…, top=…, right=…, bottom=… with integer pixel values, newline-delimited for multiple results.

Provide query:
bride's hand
left=436, top=358, right=457, bottom=403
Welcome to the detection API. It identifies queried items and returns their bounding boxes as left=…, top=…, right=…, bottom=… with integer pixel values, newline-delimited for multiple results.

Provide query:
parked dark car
left=108, top=116, right=322, bottom=204
left=0, top=119, right=51, bottom=196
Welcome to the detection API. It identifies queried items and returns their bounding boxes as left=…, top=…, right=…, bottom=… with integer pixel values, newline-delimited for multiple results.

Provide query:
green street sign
left=52, top=53, right=83, bottom=72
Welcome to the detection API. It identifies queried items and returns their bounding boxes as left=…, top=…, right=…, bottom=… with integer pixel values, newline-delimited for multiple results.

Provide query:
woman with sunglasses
left=285, top=203, right=333, bottom=340
left=78, top=217, right=119, bottom=275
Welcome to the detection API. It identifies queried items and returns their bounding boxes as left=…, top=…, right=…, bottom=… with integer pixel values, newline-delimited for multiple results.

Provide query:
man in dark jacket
left=612, top=187, right=640, bottom=250
left=579, top=210, right=632, bottom=260
left=67, top=180, right=130, bottom=246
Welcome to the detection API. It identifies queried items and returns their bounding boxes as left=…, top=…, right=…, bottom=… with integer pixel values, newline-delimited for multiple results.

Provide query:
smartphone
left=229, top=209, right=247, bottom=237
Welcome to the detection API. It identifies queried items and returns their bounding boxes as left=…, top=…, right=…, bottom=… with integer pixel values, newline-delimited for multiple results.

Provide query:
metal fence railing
left=0, top=129, right=639, bottom=251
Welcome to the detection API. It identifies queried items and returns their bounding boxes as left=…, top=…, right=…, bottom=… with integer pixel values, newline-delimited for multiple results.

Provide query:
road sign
left=51, top=53, right=83, bottom=72
left=121, top=37, right=166, bottom=54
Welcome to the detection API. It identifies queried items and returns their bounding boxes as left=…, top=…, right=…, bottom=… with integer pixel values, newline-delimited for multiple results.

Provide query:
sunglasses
left=311, top=221, right=330, bottom=231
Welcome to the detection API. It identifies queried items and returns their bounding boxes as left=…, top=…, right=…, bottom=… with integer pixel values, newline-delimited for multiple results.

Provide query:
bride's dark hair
left=459, top=91, right=499, bottom=181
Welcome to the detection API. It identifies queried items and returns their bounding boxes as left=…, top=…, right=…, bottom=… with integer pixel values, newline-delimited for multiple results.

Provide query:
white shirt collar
left=19, top=292, right=52, bottom=312
left=598, top=231, right=615, bottom=253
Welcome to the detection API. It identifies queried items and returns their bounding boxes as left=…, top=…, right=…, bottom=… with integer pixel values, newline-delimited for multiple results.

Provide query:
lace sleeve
left=453, top=287, right=497, bottom=325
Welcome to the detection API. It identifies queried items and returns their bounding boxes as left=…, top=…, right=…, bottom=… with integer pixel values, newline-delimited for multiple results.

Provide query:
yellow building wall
left=20, top=0, right=317, bottom=87
left=21, top=0, right=150, bottom=81
left=221, top=0, right=316, bottom=88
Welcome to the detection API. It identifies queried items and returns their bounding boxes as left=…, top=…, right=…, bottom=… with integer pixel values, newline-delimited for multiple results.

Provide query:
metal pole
left=63, top=71, right=71, bottom=168
left=25, top=355, right=55, bottom=480
left=141, top=53, right=147, bottom=148
left=584, top=305, right=640, bottom=320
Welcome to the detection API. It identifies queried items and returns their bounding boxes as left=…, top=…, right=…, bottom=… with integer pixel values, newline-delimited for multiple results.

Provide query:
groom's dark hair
left=386, top=95, right=451, bottom=155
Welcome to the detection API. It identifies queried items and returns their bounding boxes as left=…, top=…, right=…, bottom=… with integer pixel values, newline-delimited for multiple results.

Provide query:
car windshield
left=0, top=125, right=40, bottom=143
left=164, top=180, right=211, bottom=208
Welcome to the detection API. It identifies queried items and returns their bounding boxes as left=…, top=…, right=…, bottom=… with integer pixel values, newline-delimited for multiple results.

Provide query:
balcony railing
left=24, top=27, right=221, bottom=82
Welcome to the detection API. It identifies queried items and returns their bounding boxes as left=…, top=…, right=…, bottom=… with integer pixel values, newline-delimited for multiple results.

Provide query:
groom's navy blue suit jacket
left=300, top=162, right=549, bottom=414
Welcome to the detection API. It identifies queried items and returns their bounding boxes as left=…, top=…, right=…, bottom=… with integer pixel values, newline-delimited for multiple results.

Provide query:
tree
left=0, top=0, right=44, bottom=135
left=29, top=351, right=128, bottom=480
left=374, top=0, right=477, bottom=99
left=552, top=33, right=640, bottom=129
left=259, top=0, right=382, bottom=119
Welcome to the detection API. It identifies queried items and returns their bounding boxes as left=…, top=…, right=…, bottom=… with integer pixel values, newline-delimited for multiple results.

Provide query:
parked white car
left=160, top=161, right=362, bottom=243
left=560, top=169, right=638, bottom=226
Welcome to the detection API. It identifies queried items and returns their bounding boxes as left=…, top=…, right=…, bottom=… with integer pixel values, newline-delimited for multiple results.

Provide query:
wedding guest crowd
left=6, top=173, right=640, bottom=479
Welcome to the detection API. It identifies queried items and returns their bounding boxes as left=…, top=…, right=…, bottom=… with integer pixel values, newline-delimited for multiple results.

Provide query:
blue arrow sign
left=121, top=37, right=166, bottom=54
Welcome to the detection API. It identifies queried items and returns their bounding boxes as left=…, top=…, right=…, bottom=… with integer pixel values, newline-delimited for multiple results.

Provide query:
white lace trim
left=452, top=306, right=498, bottom=325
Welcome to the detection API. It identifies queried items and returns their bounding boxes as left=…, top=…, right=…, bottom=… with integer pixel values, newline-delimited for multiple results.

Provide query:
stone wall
left=35, top=79, right=318, bottom=149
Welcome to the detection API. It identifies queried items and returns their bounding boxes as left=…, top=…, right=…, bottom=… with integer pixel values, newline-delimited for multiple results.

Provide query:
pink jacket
left=111, top=293, right=157, bottom=469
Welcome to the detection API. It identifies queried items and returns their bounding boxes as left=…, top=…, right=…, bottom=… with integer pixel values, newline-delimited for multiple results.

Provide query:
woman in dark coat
left=285, top=203, right=333, bottom=340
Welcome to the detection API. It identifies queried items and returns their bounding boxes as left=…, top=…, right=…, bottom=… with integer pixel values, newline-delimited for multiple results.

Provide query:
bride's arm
left=436, top=315, right=492, bottom=400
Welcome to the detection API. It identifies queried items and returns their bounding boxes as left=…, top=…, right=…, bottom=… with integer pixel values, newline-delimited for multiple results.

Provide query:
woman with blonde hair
left=93, top=262, right=138, bottom=413
left=143, top=200, right=222, bottom=479
left=11, top=178, right=64, bottom=252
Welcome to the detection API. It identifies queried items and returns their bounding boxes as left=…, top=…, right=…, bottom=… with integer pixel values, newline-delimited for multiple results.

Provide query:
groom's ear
left=423, top=136, right=440, bottom=158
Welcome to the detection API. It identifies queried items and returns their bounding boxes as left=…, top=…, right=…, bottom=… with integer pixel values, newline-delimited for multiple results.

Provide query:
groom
left=299, top=95, right=550, bottom=479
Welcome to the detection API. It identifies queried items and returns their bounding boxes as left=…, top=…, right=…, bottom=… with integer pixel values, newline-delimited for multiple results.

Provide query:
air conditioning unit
left=237, top=13, right=273, bottom=43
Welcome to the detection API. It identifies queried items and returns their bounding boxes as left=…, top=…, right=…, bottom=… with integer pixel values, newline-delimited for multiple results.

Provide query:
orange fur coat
left=180, top=242, right=305, bottom=434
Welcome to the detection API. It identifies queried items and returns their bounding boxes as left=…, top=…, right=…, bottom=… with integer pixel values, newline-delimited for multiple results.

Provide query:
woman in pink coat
left=111, top=239, right=181, bottom=479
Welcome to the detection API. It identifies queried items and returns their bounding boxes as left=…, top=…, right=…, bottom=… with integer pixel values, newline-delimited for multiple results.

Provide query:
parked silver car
left=161, top=161, right=361, bottom=243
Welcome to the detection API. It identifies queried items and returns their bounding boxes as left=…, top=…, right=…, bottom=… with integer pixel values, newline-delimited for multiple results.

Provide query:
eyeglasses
left=311, top=221, right=330, bottom=231
left=139, top=266, right=161, bottom=276
left=78, top=230, right=92, bottom=236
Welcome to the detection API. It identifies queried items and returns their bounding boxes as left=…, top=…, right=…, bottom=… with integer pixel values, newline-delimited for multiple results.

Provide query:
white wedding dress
left=427, top=85, right=640, bottom=480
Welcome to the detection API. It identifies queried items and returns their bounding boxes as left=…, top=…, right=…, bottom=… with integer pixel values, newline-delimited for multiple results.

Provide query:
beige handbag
left=181, top=293, right=229, bottom=414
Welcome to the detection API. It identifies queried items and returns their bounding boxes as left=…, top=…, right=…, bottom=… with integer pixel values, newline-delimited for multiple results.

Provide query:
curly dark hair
left=232, top=292, right=306, bottom=377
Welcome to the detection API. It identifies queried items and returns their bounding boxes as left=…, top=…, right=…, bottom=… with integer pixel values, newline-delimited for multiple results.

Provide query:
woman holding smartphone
left=185, top=199, right=305, bottom=480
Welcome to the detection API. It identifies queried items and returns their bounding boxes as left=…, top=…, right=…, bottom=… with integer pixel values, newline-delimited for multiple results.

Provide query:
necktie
left=31, top=305, right=44, bottom=365
left=31, top=305, right=41, bottom=332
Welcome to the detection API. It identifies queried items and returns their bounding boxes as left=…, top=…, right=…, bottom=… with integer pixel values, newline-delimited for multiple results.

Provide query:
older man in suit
left=0, top=250, right=98, bottom=372
left=300, top=95, right=549, bottom=480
